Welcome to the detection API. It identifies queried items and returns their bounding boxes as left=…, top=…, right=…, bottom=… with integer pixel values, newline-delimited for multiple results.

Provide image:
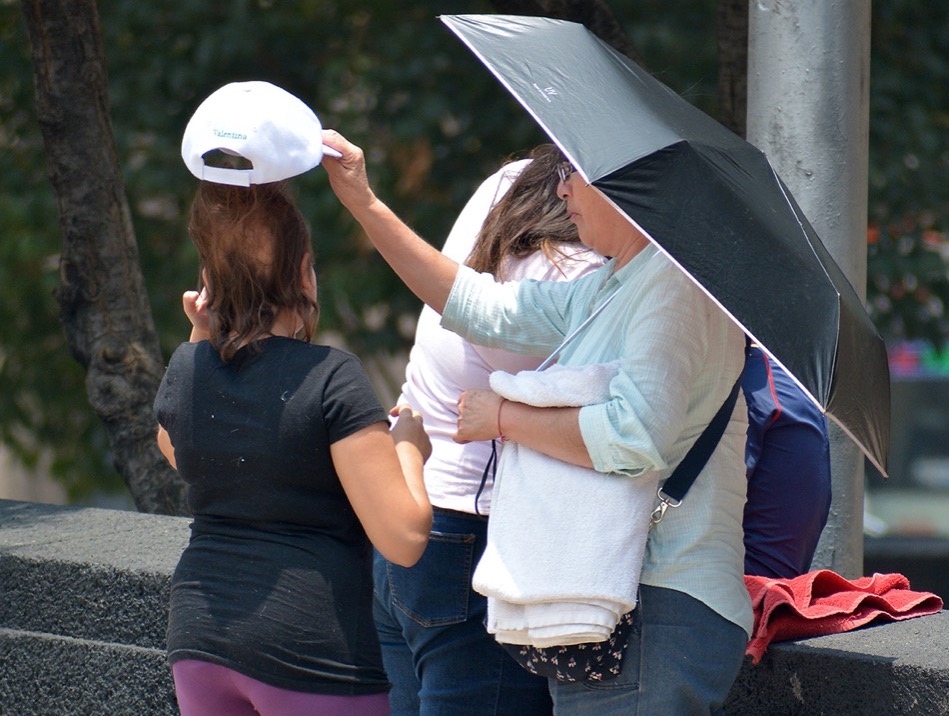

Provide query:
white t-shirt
left=399, top=160, right=605, bottom=514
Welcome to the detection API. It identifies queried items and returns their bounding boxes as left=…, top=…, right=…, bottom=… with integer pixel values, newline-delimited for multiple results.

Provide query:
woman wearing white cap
left=155, top=83, right=431, bottom=716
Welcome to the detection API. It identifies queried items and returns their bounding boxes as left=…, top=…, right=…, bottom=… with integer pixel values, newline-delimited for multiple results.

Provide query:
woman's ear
left=301, top=254, right=316, bottom=293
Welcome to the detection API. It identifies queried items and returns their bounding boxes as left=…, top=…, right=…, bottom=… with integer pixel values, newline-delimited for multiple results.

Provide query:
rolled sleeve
left=564, top=254, right=731, bottom=480
left=579, top=400, right=666, bottom=477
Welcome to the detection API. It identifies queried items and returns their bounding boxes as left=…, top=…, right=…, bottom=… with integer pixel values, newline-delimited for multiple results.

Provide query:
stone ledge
left=0, top=499, right=188, bottom=573
left=2, top=499, right=948, bottom=716
left=725, top=610, right=949, bottom=715
left=0, top=553, right=173, bottom=648
left=0, top=627, right=177, bottom=716
left=0, top=499, right=188, bottom=649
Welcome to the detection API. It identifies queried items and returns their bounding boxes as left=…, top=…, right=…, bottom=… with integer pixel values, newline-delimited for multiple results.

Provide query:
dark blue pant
left=742, top=344, right=833, bottom=577
left=373, top=507, right=552, bottom=716
left=548, top=585, right=748, bottom=716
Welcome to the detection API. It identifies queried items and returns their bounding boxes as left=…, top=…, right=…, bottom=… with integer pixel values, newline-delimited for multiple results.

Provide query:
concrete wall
left=1, top=499, right=947, bottom=715
left=0, top=499, right=186, bottom=715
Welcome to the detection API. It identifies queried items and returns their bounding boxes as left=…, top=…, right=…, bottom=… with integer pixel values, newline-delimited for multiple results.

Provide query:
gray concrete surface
left=1, top=498, right=947, bottom=715
left=726, top=611, right=949, bottom=715
left=0, top=628, right=175, bottom=715
left=0, top=499, right=188, bottom=715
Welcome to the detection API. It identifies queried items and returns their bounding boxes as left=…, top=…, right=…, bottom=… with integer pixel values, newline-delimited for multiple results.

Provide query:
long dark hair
left=465, top=144, right=581, bottom=281
left=187, top=181, right=318, bottom=362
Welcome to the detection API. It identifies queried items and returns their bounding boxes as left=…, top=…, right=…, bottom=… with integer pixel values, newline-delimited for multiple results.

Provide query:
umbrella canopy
left=441, top=14, right=890, bottom=475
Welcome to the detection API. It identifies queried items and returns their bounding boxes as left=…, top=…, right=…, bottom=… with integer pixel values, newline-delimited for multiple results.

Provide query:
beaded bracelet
left=497, top=398, right=507, bottom=443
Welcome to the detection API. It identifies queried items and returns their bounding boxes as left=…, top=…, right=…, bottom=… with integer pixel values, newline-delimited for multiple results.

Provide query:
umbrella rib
left=827, top=411, right=888, bottom=477
left=765, top=160, right=848, bottom=393
left=769, top=162, right=838, bottom=287
left=744, top=165, right=888, bottom=475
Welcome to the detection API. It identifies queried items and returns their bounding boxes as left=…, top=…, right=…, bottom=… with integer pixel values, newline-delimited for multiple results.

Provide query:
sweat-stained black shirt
left=155, top=337, right=389, bottom=694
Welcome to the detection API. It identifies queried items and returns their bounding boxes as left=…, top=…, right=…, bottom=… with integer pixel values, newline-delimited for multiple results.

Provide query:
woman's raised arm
left=321, top=129, right=459, bottom=314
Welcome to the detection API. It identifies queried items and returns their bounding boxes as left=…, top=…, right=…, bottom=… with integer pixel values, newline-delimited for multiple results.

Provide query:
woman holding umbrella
left=322, top=128, right=752, bottom=715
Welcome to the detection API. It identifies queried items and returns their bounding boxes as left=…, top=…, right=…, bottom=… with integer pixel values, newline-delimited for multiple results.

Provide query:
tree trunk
left=19, top=0, right=188, bottom=515
left=716, top=0, right=749, bottom=137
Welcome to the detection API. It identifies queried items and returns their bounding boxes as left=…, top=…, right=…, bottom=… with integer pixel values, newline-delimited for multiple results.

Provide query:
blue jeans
left=549, top=585, right=747, bottom=716
left=373, top=507, right=552, bottom=716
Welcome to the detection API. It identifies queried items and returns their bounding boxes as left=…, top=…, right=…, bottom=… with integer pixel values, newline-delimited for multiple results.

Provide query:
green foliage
left=0, top=0, right=546, bottom=499
left=867, top=0, right=949, bottom=350
left=102, top=0, right=548, bottom=353
left=867, top=0, right=949, bottom=346
left=621, top=0, right=719, bottom=115
left=867, top=221, right=949, bottom=348
left=0, top=0, right=945, bottom=500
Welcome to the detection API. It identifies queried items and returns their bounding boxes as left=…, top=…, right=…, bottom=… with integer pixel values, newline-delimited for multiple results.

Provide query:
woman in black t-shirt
left=155, top=180, right=432, bottom=716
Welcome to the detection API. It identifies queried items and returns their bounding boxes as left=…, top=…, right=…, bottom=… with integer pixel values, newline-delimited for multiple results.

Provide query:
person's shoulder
left=609, top=250, right=696, bottom=305
left=503, top=244, right=607, bottom=283
left=277, top=338, right=340, bottom=361
left=286, top=340, right=368, bottom=372
left=167, top=339, right=201, bottom=366
left=163, top=340, right=225, bottom=383
left=553, top=244, right=609, bottom=277
left=173, top=339, right=203, bottom=353
left=624, top=248, right=687, bottom=283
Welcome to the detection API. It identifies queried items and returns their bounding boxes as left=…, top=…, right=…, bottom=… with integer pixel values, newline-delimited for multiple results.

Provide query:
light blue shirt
left=442, top=247, right=754, bottom=635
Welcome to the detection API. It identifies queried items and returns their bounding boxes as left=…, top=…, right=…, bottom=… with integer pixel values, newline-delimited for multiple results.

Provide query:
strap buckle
left=649, top=487, right=682, bottom=527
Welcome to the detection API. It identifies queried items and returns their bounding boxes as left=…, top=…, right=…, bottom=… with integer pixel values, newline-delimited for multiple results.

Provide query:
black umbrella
left=441, top=14, right=890, bottom=475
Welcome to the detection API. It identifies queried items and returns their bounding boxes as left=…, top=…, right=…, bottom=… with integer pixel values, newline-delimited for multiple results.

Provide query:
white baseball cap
left=181, top=80, right=342, bottom=186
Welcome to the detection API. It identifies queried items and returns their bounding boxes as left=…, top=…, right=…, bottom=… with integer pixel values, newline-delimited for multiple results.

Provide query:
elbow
left=157, top=425, right=177, bottom=469
left=385, top=541, right=426, bottom=568
left=379, top=513, right=432, bottom=568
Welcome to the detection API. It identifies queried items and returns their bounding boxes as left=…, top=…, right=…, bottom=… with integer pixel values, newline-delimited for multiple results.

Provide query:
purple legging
left=172, top=659, right=391, bottom=716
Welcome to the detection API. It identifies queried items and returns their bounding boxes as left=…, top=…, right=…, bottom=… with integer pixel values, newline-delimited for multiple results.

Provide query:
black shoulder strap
left=653, top=374, right=743, bottom=521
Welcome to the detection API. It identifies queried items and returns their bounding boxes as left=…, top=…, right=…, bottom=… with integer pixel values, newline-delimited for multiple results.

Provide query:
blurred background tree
left=865, top=0, right=949, bottom=348
left=0, top=0, right=944, bottom=505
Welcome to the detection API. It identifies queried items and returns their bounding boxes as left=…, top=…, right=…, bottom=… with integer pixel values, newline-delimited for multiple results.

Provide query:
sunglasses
left=556, top=161, right=575, bottom=184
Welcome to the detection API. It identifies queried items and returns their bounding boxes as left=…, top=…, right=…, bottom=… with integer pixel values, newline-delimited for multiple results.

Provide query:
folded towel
left=472, top=361, right=659, bottom=646
left=744, top=570, right=944, bottom=663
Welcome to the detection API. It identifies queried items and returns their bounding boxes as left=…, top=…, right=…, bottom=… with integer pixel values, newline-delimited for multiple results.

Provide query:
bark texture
left=716, top=0, right=749, bottom=137
left=20, top=0, right=187, bottom=514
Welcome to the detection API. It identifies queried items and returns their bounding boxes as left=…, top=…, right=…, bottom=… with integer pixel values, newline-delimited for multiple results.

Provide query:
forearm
left=321, top=129, right=458, bottom=313
left=395, top=441, right=432, bottom=523
left=349, top=196, right=458, bottom=313
left=499, top=401, right=594, bottom=469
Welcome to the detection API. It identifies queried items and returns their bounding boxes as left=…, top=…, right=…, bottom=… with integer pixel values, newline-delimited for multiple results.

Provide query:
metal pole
left=747, top=0, right=872, bottom=577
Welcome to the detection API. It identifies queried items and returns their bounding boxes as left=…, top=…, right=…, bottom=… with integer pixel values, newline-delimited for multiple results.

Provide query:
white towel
left=472, top=362, right=659, bottom=647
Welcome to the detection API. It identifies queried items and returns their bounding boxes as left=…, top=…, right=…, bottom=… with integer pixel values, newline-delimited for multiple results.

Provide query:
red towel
left=744, top=570, right=943, bottom=664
